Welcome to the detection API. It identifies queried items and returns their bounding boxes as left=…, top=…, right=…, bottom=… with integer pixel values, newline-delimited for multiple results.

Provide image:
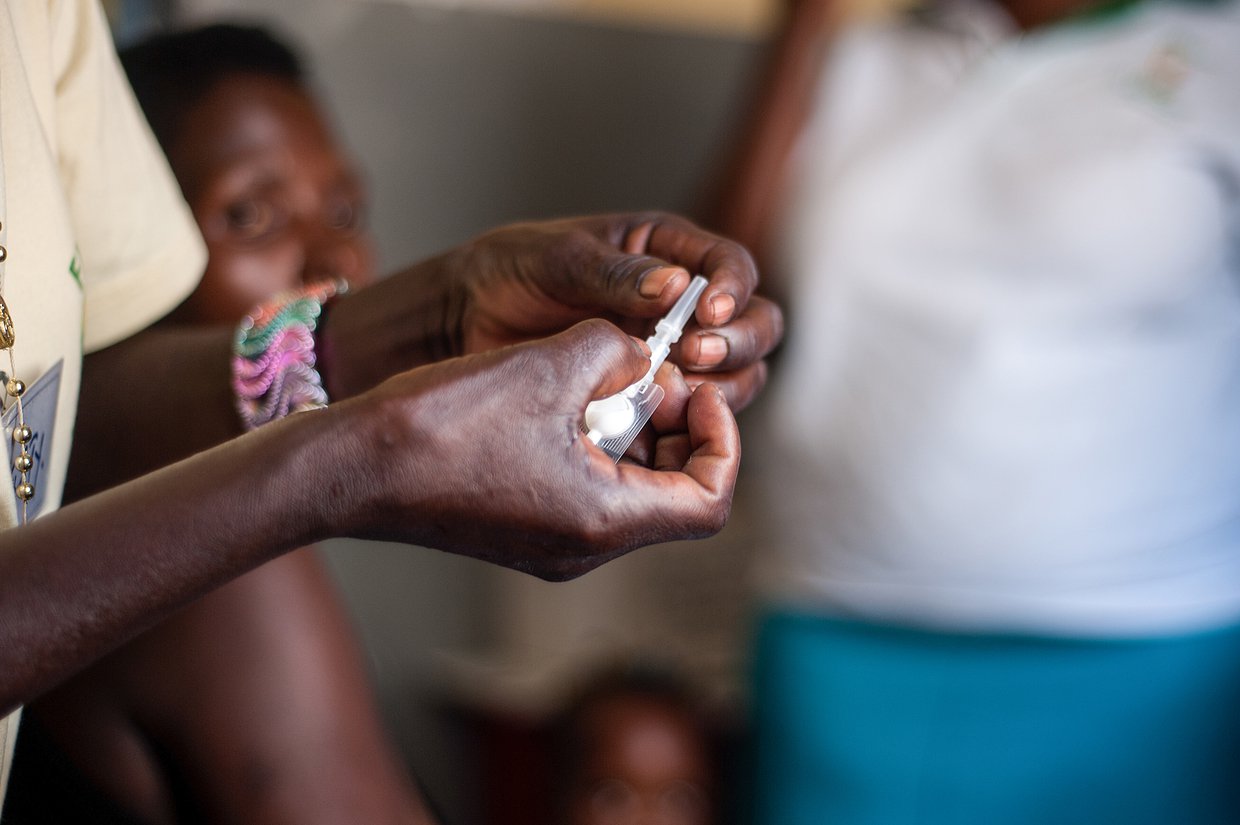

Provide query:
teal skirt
left=752, top=610, right=1240, bottom=825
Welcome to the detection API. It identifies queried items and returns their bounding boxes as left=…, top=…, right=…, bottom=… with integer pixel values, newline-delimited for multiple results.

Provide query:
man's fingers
left=673, top=295, right=784, bottom=373
left=550, top=319, right=652, bottom=402
left=615, top=383, right=740, bottom=537
left=648, top=362, right=693, bottom=434
left=622, top=215, right=760, bottom=327
left=574, top=213, right=761, bottom=327
left=653, top=433, right=693, bottom=472
left=684, top=361, right=769, bottom=414
left=551, top=224, right=694, bottom=320
left=681, top=383, right=741, bottom=499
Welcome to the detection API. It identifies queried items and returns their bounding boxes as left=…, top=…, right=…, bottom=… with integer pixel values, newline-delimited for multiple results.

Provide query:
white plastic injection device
left=584, top=275, right=709, bottom=461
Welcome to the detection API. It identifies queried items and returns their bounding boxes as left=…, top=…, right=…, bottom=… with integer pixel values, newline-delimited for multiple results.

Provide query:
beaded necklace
left=0, top=116, right=34, bottom=523
left=0, top=227, right=35, bottom=525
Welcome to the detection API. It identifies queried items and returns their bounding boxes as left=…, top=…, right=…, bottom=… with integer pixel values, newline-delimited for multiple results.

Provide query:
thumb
left=554, top=228, right=692, bottom=321
left=545, top=318, right=652, bottom=404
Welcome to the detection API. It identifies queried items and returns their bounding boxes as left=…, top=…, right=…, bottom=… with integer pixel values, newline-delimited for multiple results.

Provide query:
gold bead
left=13, top=424, right=32, bottom=444
left=6, top=378, right=24, bottom=397
left=15, top=482, right=34, bottom=501
left=13, top=453, right=31, bottom=473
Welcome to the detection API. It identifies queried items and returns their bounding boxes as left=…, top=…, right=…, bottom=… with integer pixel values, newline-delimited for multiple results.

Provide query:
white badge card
left=3, top=359, right=62, bottom=520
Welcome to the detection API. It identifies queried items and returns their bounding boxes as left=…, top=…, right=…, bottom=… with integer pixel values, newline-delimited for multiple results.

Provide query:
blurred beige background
left=178, top=0, right=779, bottom=34
left=568, top=0, right=776, bottom=33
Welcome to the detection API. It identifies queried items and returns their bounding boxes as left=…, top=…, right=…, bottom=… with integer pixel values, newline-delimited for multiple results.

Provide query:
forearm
left=709, top=2, right=842, bottom=268
left=70, top=253, right=463, bottom=500
left=317, top=251, right=464, bottom=401
left=0, top=408, right=342, bottom=715
left=67, top=326, right=239, bottom=500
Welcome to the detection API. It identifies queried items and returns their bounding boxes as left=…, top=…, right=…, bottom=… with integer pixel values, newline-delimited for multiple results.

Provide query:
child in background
left=9, top=25, right=432, bottom=825
left=551, top=666, right=716, bottom=825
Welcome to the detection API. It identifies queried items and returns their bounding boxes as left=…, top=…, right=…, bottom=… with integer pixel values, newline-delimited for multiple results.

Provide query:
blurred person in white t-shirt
left=711, top=0, right=1240, bottom=821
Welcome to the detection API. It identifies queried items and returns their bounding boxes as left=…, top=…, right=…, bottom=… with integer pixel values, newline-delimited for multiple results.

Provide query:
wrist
left=316, top=252, right=466, bottom=400
left=271, top=402, right=364, bottom=544
left=221, top=399, right=359, bottom=545
left=311, top=375, right=441, bottom=546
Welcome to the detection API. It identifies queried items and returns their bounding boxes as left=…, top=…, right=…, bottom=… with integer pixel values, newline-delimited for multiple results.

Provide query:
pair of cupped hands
left=311, top=213, right=783, bottom=580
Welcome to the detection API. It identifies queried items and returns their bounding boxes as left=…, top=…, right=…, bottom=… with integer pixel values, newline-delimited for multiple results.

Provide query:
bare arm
left=3, top=402, right=334, bottom=716
left=317, top=213, right=782, bottom=409
left=3, top=320, right=739, bottom=716
left=66, top=327, right=238, bottom=501
left=707, top=0, right=844, bottom=279
left=5, top=213, right=778, bottom=716
left=30, top=548, right=436, bottom=825
left=70, top=213, right=780, bottom=498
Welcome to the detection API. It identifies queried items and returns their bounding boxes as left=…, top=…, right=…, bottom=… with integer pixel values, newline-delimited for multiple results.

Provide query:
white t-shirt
left=0, top=0, right=205, bottom=809
left=754, top=0, right=1240, bottom=636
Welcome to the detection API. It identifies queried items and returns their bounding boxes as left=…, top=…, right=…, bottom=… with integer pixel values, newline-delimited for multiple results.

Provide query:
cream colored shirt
left=0, top=0, right=205, bottom=811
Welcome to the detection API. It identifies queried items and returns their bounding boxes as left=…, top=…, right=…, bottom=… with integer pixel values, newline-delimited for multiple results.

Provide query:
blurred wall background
left=110, top=1, right=772, bottom=821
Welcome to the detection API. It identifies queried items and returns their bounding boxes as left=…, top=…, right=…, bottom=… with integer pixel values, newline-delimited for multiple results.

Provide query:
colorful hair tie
left=231, top=279, right=348, bottom=430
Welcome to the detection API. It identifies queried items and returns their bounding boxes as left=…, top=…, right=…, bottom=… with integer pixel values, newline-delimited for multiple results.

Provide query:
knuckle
left=708, top=239, right=758, bottom=285
left=567, top=319, right=630, bottom=370
left=731, top=244, right=760, bottom=284
left=601, top=252, right=656, bottom=291
left=563, top=226, right=597, bottom=253
left=551, top=227, right=599, bottom=277
left=738, top=320, right=765, bottom=360
left=574, top=513, right=613, bottom=551
left=572, top=496, right=629, bottom=552
left=575, top=316, right=620, bottom=340
left=504, top=342, right=551, bottom=379
left=631, top=210, right=679, bottom=229
left=761, top=298, right=787, bottom=347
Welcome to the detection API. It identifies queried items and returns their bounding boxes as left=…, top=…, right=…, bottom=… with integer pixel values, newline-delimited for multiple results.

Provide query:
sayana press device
left=583, top=275, right=709, bottom=461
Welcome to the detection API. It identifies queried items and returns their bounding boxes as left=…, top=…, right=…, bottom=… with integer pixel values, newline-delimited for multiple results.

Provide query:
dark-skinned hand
left=321, top=212, right=783, bottom=414
left=329, top=319, right=739, bottom=580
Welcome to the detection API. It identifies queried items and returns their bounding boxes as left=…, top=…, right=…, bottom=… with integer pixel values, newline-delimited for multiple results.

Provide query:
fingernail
left=710, top=293, right=737, bottom=324
left=696, top=333, right=728, bottom=367
left=639, top=266, right=685, bottom=299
